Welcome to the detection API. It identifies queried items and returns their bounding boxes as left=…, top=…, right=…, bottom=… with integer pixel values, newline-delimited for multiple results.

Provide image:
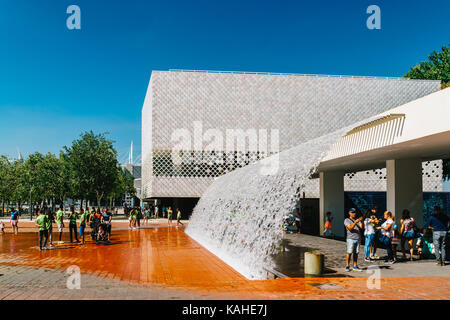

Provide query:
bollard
left=304, top=251, right=324, bottom=275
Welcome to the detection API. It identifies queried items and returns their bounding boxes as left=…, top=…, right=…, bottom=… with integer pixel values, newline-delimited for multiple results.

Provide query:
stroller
left=90, top=216, right=109, bottom=244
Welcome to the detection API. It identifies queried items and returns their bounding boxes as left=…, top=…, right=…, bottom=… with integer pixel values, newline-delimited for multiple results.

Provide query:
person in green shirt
left=45, top=208, right=55, bottom=247
left=35, top=209, right=49, bottom=250
left=79, top=208, right=88, bottom=244
left=56, top=205, right=65, bottom=243
left=68, top=205, right=79, bottom=243
left=167, top=206, right=173, bottom=226
left=176, top=208, right=184, bottom=227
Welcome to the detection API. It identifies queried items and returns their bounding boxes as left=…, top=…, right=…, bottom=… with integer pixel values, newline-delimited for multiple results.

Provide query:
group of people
left=127, top=205, right=184, bottom=229
left=341, top=205, right=449, bottom=272
left=34, top=205, right=113, bottom=250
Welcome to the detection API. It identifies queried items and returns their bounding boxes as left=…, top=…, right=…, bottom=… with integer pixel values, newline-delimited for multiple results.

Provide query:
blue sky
left=0, top=0, right=449, bottom=176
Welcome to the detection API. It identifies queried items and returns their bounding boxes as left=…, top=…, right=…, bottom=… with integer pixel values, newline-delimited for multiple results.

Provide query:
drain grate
left=308, top=282, right=345, bottom=290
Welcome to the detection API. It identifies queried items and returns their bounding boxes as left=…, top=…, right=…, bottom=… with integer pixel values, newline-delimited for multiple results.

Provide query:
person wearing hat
left=344, top=208, right=364, bottom=272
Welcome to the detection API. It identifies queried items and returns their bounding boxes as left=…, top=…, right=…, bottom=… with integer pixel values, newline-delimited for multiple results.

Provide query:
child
left=97, top=224, right=106, bottom=240
left=0, top=221, right=5, bottom=234
left=324, top=212, right=333, bottom=237
left=417, top=228, right=435, bottom=259
left=167, top=206, right=173, bottom=226
left=176, top=209, right=183, bottom=227
left=391, top=224, right=401, bottom=262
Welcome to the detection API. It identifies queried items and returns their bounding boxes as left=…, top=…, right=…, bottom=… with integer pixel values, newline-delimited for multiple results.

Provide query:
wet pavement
left=0, top=220, right=449, bottom=300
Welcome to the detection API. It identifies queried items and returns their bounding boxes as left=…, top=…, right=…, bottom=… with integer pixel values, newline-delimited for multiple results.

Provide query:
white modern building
left=141, top=70, right=443, bottom=217
left=318, top=88, right=450, bottom=236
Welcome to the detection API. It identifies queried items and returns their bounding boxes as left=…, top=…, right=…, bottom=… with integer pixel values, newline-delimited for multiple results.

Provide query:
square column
left=386, top=159, right=423, bottom=227
left=320, top=171, right=345, bottom=237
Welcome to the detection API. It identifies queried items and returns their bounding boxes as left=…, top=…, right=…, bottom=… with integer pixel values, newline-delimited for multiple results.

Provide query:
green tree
left=107, top=166, right=136, bottom=208
left=64, top=131, right=119, bottom=206
left=404, top=43, right=450, bottom=180
left=405, top=43, right=449, bottom=88
left=22, top=152, right=47, bottom=207
left=0, top=156, right=17, bottom=214
left=56, top=151, right=73, bottom=210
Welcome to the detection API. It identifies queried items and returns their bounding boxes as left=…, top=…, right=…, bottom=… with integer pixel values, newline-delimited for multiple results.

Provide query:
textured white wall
left=142, top=71, right=441, bottom=199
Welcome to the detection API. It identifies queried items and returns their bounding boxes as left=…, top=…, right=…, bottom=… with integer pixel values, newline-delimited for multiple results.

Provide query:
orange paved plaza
left=0, top=221, right=449, bottom=300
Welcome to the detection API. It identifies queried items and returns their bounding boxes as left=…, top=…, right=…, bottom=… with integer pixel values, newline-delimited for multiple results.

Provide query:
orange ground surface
left=0, top=220, right=449, bottom=299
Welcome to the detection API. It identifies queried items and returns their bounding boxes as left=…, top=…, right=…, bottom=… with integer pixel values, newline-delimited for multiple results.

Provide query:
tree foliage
left=404, top=43, right=450, bottom=180
left=1, top=131, right=136, bottom=211
left=64, top=131, right=123, bottom=206
left=405, top=43, right=449, bottom=88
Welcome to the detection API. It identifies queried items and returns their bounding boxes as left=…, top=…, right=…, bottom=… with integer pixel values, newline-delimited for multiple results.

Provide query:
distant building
left=123, top=141, right=142, bottom=208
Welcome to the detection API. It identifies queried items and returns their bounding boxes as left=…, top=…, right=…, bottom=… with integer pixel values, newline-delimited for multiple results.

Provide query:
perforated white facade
left=142, top=70, right=442, bottom=200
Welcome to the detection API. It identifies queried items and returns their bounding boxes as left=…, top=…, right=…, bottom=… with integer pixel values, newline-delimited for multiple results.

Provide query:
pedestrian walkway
left=0, top=224, right=448, bottom=299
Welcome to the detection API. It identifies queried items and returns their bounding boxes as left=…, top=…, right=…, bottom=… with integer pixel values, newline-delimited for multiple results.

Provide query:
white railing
left=323, top=115, right=406, bottom=161
left=166, top=69, right=409, bottom=80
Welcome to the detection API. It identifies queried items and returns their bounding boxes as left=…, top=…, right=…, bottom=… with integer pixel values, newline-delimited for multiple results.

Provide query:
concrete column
left=320, top=171, right=345, bottom=237
left=386, top=159, right=423, bottom=227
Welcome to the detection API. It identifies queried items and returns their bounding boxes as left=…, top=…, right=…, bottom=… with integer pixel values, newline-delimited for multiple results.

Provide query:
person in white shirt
left=376, top=211, right=395, bottom=264
left=363, top=209, right=379, bottom=262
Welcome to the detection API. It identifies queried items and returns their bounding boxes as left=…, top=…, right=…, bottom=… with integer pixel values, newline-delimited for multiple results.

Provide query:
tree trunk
left=97, top=192, right=103, bottom=209
left=52, top=198, right=56, bottom=213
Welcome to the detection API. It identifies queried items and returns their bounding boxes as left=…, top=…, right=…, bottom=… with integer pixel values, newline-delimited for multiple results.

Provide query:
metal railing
left=166, top=69, right=411, bottom=80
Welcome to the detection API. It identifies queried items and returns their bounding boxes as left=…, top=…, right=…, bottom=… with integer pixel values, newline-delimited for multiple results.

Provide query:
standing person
left=35, top=209, right=49, bottom=250
left=88, top=207, right=96, bottom=227
left=176, top=209, right=184, bottom=226
left=154, top=205, right=159, bottom=219
left=363, top=209, right=378, bottom=262
left=136, top=208, right=142, bottom=229
left=68, top=205, right=79, bottom=243
left=128, top=207, right=134, bottom=229
left=377, top=211, right=395, bottom=264
left=295, top=208, right=302, bottom=234
left=10, top=207, right=19, bottom=235
left=102, top=208, right=112, bottom=240
left=143, top=208, right=149, bottom=225
left=324, top=212, right=333, bottom=238
left=131, top=208, right=137, bottom=229
left=391, top=223, right=401, bottom=262
left=91, top=209, right=102, bottom=241
left=162, top=206, right=166, bottom=219
left=0, top=221, right=5, bottom=234
left=46, top=208, right=55, bottom=247
left=79, top=208, right=88, bottom=244
left=344, top=208, right=364, bottom=272
left=400, top=209, right=418, bottom=261
left=370, top=205, right=380, bottom=259
left=56, top=205, right=65, bottom=243
left=167, top=206, right=173, bottom=226
left=426, top=206, right=448, bottom=266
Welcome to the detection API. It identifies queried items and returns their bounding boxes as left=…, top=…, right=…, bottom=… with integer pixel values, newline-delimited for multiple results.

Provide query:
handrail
left=163, top=69, right=428, bottom=80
